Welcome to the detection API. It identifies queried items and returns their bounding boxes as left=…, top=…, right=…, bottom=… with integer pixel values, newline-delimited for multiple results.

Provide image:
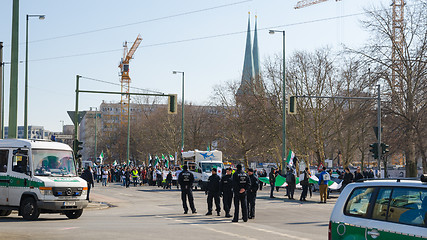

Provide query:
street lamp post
left=173, top=71, right=185, bottom=157
left=269, top=29, right=286, bottom=173
left=24, top=14, right=45, bottom=139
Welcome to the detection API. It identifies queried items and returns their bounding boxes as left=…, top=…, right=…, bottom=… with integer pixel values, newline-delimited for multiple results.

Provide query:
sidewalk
left=86, top=192, right=118, bottom=210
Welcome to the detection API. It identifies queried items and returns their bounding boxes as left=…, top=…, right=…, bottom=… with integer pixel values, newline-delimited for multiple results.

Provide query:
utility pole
left=0, top=42, right=3, bottom=139
left=8, top=0, right=20, bottom=139
left=377, top=85, right=382, bottom=176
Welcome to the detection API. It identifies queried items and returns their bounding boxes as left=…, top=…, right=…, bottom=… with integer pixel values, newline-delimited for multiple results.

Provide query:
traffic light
left=288, top=96, right=297, bottom=114
left=369, top=143, right=379, bottom=159
left=381, top=143, right=390, bottom=154
left=73, top=139, right=83, bottom=159
left=168, top=94, right=177, bottom=114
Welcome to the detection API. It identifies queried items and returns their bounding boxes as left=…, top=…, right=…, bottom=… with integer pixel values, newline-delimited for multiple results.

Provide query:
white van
left=0, top=139, right=88, bottom=220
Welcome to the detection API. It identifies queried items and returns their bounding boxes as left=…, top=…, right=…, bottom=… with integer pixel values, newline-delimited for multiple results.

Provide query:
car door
left=0, top=149, right=10, bottom=205
left=8, top=148, right=31, bottom=206
left=367, top=187, right=427, bottom=240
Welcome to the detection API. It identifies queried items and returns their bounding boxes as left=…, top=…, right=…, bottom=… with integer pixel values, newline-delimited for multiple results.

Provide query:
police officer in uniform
left=178, top=165, right=197, bottom=214
left=205, top=168, right=221, bottom=216
left=220, top=168, right=233, bottom=218
left=247, top=168, right=259, bottom=219
left=232, top=164, right=251, bottom=222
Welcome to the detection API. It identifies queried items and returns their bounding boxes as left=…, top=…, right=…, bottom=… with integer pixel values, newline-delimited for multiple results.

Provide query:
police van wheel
left=65, top=209, right=83, bottom=219
left=21, top=198, right=40, bottom=221
left=0, top=210, right=12, bottom=216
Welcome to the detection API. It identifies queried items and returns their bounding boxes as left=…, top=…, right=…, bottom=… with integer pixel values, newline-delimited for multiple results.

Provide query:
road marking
left=238, top=224, right=311, bottom=240
left=59, top=227, right=80, bottom=231
left=155, top=215, right=256, bottom=240
left=190, top=224, right=258, bottom=240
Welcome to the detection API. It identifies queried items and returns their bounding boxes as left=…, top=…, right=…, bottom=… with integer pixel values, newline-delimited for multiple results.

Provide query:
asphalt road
left=0, top=182, right=338, bottom=240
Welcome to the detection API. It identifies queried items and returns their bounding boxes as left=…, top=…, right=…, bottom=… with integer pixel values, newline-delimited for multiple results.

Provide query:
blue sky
left=0, top=0, right=390, bottom=132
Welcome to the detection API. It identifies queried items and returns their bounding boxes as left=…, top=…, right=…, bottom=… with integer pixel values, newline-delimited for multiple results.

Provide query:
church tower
left=237, top=13, right=255, bottom=96
left=237, top=13, right=263, bottom=96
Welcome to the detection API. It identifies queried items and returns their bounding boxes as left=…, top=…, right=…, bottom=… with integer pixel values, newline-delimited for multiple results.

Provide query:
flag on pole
left=99, top=151, right=104, bottom=164
left=169, top=155, right=174, bottom=161
left=113, top=160, right=117, bottom=166
left=154, top=155, right=159, bottom=167
left=286, top=150, right=295, bottom=167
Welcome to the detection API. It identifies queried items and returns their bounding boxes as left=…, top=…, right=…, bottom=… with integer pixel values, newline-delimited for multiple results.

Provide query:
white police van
left=0, top=139, right=88, bottom=220
left=329, top=175, right=427, bottom=239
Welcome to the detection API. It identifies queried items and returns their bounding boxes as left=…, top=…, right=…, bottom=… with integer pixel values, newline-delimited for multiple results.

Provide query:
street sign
left=67, top=111, right=86, bottom=125
left=55, top=135, right=73, bottom=139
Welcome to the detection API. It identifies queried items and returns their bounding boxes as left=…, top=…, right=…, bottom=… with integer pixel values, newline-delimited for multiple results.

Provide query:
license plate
left=64, top=201, right=76, bottom=206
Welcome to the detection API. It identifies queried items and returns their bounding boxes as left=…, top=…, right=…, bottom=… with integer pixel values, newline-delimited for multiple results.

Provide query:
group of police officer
left=178, top=164, right=259, bottom=223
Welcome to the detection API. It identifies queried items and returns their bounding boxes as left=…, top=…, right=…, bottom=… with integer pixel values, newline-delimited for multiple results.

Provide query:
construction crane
left=294, top=0, right=341, bottom=9
left=118, top=34, right=142, bottom=125
left=294, top=0, right=404, bottom=87
left=391, top=0, right=404, bottom=87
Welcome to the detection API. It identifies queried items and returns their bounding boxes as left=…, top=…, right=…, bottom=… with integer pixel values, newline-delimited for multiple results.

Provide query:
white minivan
left=0, top=139, right=88, bottom=220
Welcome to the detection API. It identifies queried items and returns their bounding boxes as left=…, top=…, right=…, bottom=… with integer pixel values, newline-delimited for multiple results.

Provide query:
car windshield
left=33, top=149, right=77, bottom=177
left=201, top=163, right=223, bottom=173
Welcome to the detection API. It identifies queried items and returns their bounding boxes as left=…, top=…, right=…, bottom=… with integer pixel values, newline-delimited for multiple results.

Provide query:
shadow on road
left=0, top=216, right=69, bottom=222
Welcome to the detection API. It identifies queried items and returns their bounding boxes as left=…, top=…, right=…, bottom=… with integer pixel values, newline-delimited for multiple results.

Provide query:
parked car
left=329, top=175, right=427, bottom=239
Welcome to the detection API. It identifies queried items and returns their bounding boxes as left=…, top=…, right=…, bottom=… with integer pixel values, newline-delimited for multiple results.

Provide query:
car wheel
left=20, top=197, right=40, bottom=221
left=64, top=209, right=83, bottom=219
left=0, top=210, right=12, bottom=216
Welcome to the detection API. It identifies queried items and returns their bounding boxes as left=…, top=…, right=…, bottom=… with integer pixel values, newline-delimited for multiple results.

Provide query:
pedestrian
left=341, top=167, right=353, bottom=190
left=299, top=167, right=310, bottom=201
left=269, top=168, right=276, bottom=198
left=125, top=167, right=131, bottom=188
left=368, top=169, right=375, bottom=179
left=96, top=166, right=101, bottom=183
left=247, top=168, right=259, bottom=219
left=259, top=169, right=266, bottom=191
left=232, top=164, right=251, bottom=223
left=102, top=167, right=109, bottom=186
left=318, top=167, right=330, bottom=203
left=166, top=171, right=173, bottom=189
left=354, top=167, right=364, bottom=182
left=156, top=168, right=163, bottom=187
left=205, top=168, right=221, bottom=216
left=132, top=167, right=139, bottom=187
left=81, top=166, right=94, bottom=202
left=220, top=168, right=233, bottom=218
left=286, top=167, right=296, bottom=200
left=178, top=165, right=197, bottom=214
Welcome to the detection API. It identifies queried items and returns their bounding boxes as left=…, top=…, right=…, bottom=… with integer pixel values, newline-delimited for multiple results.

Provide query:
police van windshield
left=201, top=163, right=223, bottom=173
left=33, top=149, right=77, bottom=177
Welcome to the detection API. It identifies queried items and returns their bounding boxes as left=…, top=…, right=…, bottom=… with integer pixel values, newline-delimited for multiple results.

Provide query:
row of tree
left=90, top=2, right=426, bottom=176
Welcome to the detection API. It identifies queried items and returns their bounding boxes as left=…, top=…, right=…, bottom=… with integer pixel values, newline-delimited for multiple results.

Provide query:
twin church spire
left=237, top=13, right=262, bottom=96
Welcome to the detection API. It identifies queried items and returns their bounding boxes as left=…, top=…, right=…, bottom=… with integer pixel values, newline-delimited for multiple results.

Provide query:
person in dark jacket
left=247, top=168, right=259, bottom=219
left=220, top=168, right=233, bottom=218
left=81, top=166, right=94, bottom=201
left=299, top=167, right=310, bottom=201
left=354, top=167, right=364, bottom=182
left=269, top=168, right=276, bottom=198
left=205, top=168, right=221, bottom=216
left=166, top=171, right=173, bottom=189
left=178, top=165, right=197, bottom=214
left=232, top=164, right=251, bottom=222
left=341, top=167, right=354, bottom=190
left=286, top=167, right=296, bottom=200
